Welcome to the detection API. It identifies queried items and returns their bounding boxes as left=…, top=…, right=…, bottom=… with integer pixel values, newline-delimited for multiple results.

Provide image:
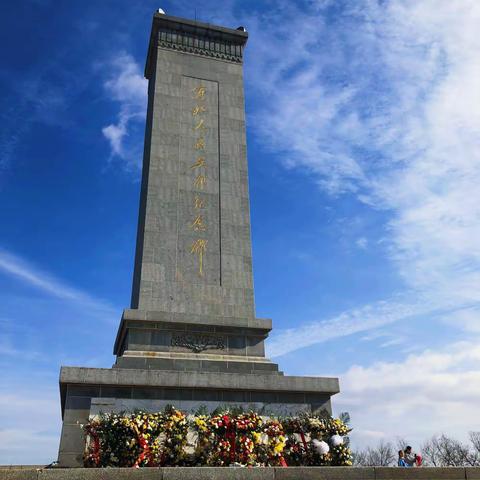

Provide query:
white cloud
left=442, top=306, right=480, bottom=334
left=0, top=247, right=116, bottom=318
left=101, top=53, right=147, bottom=169
left=336, top=340, right=480, bottom=448
left=103, top=54, right=147, bottom=105
left=102, top=120, right=127, bottom=157
left=251, top=0, right=480, bottom=353
left=356, top=237, right=368, bottom=250
left=0, top=383, right=60, bottom=464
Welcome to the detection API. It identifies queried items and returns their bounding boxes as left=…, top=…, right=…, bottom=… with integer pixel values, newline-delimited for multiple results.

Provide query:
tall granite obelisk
left=57, top=11, right=339, bottom=467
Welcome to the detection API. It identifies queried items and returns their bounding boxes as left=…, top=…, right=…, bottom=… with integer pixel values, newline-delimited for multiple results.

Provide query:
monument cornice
left=145, top=12, right=248, bottom=78
left=60, top=366, right=341, bottom=394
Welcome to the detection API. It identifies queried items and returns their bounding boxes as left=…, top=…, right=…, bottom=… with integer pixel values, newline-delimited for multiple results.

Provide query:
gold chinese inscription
left=192, top=105, right=206, bottom=116
left=190, top=84, right=208, bottom=276
left=194, top=196, right=204, bottom=209
left=190, top=239, right=207, bottom=276
left=194, top=137, right=205, bottom=150
left=191, top=157, right=206, bottom=169
left=193, top=86, right=206, bottom=99
left=193, top=174, right=206, bottom=190
left=191, top=214, right=206, bottom=231
left=193, top=118, right=206, bottom=131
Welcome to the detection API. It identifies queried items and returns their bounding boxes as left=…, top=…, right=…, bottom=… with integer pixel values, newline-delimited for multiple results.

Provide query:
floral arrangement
left=282, top=413, right=353, bottom=466
left=83, top=407, right=352, bottom=468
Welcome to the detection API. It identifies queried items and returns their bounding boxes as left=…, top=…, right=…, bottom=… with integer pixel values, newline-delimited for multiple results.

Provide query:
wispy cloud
left=337, top=340, right=480, bottom=447
left=355, top=237, right=368, bottom=250
left=0, top=248, right=116, bottom=318
left=248, top=0, right=480, bottom=354
left=267, top=293, right=439, bottom=358
left=0, top=380, right=60, bottom=464
left=101, top=53, right=147, bottom=170
left=0, top=74, right=68, bottom=170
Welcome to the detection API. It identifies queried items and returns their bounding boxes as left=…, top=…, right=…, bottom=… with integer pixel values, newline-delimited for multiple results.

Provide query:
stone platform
left=1, top=467, right=479, bottom=480
left=58, top=366, right=339, bottom=467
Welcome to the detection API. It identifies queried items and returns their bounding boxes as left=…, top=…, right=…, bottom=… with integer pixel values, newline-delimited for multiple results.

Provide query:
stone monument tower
left=57, top=11, right=339, bottom=467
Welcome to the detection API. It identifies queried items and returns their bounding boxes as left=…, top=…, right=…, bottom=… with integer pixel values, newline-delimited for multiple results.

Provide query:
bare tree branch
left=353, top=440, right=395, bottom=466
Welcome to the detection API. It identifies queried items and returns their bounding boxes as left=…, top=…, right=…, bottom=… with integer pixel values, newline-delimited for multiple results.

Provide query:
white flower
left=330, top=434, right=344, bottom=446
left=312, top=439, right=330, bottom=455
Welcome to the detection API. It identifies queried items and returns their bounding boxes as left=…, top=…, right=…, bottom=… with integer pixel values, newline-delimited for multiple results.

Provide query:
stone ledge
left=114, top=355, right=282, bottom=375
left=59, top=367, right=340, bottom=394
left=122, top=309, right=272, bottom=329
left=0, top=467, right=476, bottom=480
left=121, top=351, right=274, bottom=363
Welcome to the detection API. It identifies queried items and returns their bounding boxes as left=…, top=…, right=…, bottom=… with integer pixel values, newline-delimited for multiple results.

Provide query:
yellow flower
left=274, top=442, right=285, bottom=453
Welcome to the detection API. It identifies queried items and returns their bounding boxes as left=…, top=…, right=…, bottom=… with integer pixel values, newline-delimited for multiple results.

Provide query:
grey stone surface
left=52, top=454, right=83, bottom=469
left=121, top=309, right=272, bottom=328
left=63, top=396, right=91, bottom=424
left=275, top=467, right=374, bottom=480
left=144, top=13, right=248, bottom=78
left=115, top=321, right=272, bottom=362
left=60, top=367, right=340, bottom=394
left=467, top=467, right=480, bottom=479
left=39, top=469, right=163, bottom=480
left=130, top=17, right=255, bottom=319
left=58, top=424, right=85, bottom=455
left=374, top=467, right=466, bottom=479
left=2, top=468, right=479, bottom=480
left=90, top=397, right=314, bottom=417
left=162, top=468, right=274, bottom=480
left=0, top=469, right=38, bottom=480
left=114, top=356, right=281, bottom=374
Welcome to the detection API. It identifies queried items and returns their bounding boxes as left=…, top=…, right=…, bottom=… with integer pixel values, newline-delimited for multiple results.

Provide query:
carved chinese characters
left=190, top=85, right=208, bottom=276
left=177, top=77, right=220, bottom=284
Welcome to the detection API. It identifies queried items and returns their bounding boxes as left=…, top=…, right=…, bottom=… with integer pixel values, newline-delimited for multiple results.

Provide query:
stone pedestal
left=58, top=365, right=339, bottom=467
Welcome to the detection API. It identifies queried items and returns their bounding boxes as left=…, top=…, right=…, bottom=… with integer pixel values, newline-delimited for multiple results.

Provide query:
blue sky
left=1, top=0, right=480, bottom=464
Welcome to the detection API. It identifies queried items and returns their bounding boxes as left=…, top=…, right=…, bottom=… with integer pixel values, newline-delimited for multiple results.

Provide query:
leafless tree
left=354, top=432, right=480, bottom=467
left=395, top=437, right=408, bottom=453
left=421, top=434, right=480, bottom=467
left=469, top=432, right=480, bottom=465
left=421, top=436, right=441, bottom=466
left=353, top=440, right=396, bottom=466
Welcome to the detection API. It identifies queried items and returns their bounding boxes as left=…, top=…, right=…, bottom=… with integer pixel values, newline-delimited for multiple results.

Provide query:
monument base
left=57, top=366, right=339, bottom=467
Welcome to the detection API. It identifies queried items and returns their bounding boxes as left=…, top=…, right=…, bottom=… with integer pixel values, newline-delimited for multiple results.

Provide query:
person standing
left=398, top=450, right=407, bottom=467
left=404, top=446, right=416, bottom=467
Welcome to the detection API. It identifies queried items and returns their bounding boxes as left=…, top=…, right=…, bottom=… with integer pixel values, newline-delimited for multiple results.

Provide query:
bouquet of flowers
left=282, top=412, right=352, bottom=466
left=154, top=407, right=186, bottom=466
left=83, top=407, right=352, bottom=468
